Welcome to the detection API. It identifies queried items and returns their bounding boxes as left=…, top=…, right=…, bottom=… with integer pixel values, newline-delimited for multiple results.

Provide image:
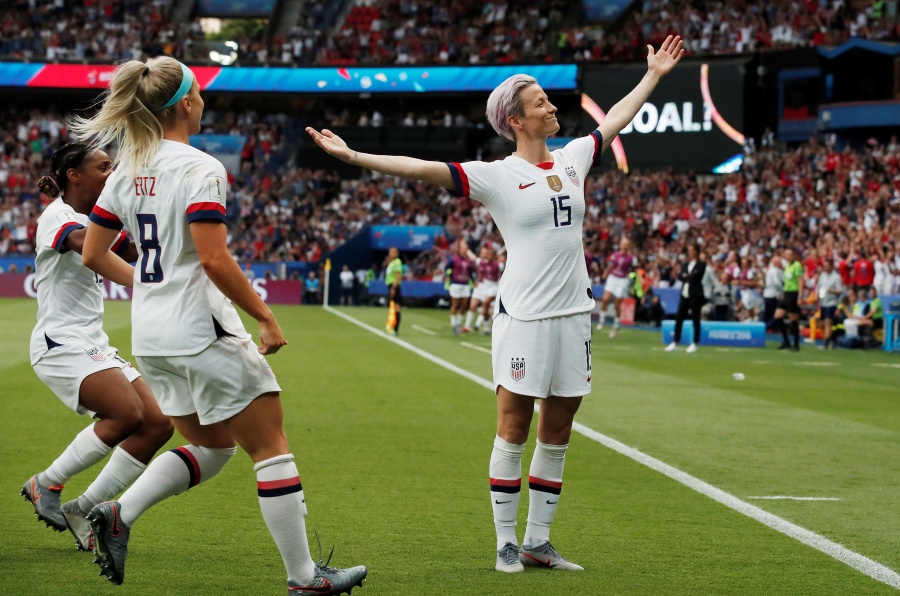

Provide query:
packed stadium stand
left=2, top=0, right=896, bottom=65
left=1, top=1, right=899, bottom=336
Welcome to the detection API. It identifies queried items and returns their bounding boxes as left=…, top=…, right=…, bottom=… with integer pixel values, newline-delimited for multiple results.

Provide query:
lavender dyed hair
left=485, top=74, right=537, bottom=141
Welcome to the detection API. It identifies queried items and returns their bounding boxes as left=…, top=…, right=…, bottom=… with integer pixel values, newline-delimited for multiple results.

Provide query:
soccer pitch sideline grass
left=0, top=297, right=897, bottom=595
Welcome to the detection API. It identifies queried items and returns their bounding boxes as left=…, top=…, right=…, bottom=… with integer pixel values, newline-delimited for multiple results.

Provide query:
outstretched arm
left=306, top=128, right=454, bottom=190
left=598, top=35, right=684, bottom=152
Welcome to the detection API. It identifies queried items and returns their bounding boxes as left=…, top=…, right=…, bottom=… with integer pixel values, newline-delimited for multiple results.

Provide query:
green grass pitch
left=1, top=298, right=898, bottom=595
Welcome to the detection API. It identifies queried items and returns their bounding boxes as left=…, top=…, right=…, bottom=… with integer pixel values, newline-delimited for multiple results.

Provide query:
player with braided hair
left=24, top=143, right=173, bottom=553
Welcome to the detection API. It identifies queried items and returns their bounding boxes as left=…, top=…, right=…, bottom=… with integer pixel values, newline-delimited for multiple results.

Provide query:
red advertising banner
left=618, top=298, right=636, bottom=326
left=26, top=64, right=222, bottom=90
left=0, top=274, right=302, bottom=305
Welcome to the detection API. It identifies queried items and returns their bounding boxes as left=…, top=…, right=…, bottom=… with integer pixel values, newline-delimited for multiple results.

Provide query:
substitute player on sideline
left=465, top=245, right=503, bottom=334
left=308, top=35, right=684, bottom=573
left=23, top=144, right=173, bottom=552
left=445, top=238, right=475, bottom=334
left=597, top=237, right=635, bottom=337
left=75, top=56, right=367, bottom=594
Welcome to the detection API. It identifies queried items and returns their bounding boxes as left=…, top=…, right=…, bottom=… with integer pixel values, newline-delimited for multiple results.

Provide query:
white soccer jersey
left=446, top=131, right=602, bottom=321
left=90, top=140, right=247, bottom=356
left=29, top=198, right=129, bottom=364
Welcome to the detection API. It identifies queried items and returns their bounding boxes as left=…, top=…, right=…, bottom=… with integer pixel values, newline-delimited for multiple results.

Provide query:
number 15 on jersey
left=550, top=195, right=571, bottom=228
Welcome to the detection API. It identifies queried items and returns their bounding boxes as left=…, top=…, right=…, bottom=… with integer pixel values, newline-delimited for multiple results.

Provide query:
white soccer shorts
left=449, top=283, right=472, bottom=299
left=472, top=281, right=499, bottom=303
left=33, top=343, right=141, bottom=417
left=604, top=274, right=631, bottom=300
left=137, top=335, right=281, bottom=425
left=491, top=312, right=592, bottom=398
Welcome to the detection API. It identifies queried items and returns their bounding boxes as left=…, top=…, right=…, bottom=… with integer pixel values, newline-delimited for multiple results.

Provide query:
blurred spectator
left=303, top=270, right=320, bottom=304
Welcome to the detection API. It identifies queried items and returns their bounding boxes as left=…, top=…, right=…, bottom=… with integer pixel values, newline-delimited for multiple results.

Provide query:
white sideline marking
left=747, top=496, right=842, bottom=501
left=461, top=341, right=492, bottom=355
left=797, top=362, right=839, bottom=367
left=871, top=363, right=900, bottom=369
left=411, top=325, right=437, bottom=336
left=324, top=306, right=900, bottom=590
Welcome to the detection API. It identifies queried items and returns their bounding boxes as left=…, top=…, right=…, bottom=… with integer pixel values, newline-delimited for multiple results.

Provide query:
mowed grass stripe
left=327, top=305, right=900, bottom=591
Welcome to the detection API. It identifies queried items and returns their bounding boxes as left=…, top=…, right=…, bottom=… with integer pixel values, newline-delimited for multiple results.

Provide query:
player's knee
left=113, top=403, right=144, bottom=438
left=143, top=411, right=174, bottom=445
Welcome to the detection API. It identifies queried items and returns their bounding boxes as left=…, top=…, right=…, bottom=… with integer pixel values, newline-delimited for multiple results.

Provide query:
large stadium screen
left=195, top=0, right=277, bottom=17
left=581, top=59, right=747, bottom=172
left=582, top=0, right=634, bottom=21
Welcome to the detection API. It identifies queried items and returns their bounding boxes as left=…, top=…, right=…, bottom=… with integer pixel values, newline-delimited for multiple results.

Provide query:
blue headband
left=156, top=62, right=194, bottom=111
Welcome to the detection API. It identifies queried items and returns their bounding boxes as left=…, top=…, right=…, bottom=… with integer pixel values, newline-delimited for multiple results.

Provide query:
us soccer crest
left=510, top=357, right=525, bottom=381
left=85, top=347, right=106, bottom=362
left=546, top=175, right=563, bottom=192
left=565, top=165, right=580, bottom=187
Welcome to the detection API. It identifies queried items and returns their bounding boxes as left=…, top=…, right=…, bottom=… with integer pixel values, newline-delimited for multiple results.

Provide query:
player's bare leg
left=464, top=297, right=481, bottom=333
left=596, top=291, right=613, bottom=331
left=609, top=298, right=623, bottom=338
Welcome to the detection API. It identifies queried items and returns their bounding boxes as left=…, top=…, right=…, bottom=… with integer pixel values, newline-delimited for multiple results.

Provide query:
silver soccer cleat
left=21, top=475, right=66, bottom=531
left=61, top=499, right=94, bottom=552
left=87, top=501, right=130, bottom=585
left=520, top=541, right=584, bottom=571
left=495, top=542, right=524, bottom=573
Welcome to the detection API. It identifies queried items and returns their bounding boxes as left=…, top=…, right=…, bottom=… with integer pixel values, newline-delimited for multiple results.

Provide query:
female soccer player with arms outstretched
left=308, top=36, right=684, bottom=572
left=75, top=56, right=367, bottom=594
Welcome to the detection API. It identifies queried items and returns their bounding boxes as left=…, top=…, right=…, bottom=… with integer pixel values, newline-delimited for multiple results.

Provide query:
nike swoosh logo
left=495, top=500, right=511, bottom=504
left=546, top=500, right=559, bottom=505
left=523, top=552, right=553, bottom=567
left=289, top=579, right=333, bottom=593
left=110, top=506, right=123, bottom=537
left=518, top=182, right=535, bottom=189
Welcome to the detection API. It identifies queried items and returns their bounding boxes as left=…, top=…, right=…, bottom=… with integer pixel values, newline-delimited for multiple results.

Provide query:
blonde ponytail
left=69, top=57, right=186, bottom=177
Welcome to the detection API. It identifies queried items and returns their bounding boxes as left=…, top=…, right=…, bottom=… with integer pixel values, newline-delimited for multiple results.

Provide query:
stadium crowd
left=3, top=0, right=897, bottom=66
left=567, top=0, right=900, bottom=63
left=1, top=106, right=898, bottom=331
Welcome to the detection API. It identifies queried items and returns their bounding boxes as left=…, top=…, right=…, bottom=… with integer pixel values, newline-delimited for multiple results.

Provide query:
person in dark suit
left=666, top=244, right=709, bottom=353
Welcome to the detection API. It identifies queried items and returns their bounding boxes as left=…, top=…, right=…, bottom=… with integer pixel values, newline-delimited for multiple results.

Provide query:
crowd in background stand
left=3, top=0, right=897, bottom=67
left=2, top=107, right=898, bottom=334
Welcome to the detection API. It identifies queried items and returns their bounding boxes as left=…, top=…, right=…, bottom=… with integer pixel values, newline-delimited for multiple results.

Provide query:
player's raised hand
left=258, top=317, right=287, bottom=355
left=306, top=127, right=354, bottom=162
left=646, top=35, right=684, bottom=78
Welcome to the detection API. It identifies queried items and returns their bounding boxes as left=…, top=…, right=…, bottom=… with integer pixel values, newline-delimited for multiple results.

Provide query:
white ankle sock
left=490, top=435, right=525, bottom=549
left=524, top=441, right=568, bottom=547
left=464, top=311, right=474, bottom=329
left=77, top=447, right=146, bottom=512
left=475, top=314, right=485, bottom=330
left=118, top=445, right=235, bottom=526
left=40, top=423, right=111, bottom=486
left=255, top=454, right=315, bottom=584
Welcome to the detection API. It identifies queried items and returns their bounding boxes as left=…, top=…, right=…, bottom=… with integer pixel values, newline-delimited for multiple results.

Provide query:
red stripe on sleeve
left=257, top=477, right=302, bottom=490
left=528, top=475, right=562, bottom=489
left=186, top=201, right=226, bottom=215
left=52, top=222, right=81, bottom=250
left=453, top=162, right=470, bottom=198
left=91, top=205, right=121, bottom=223
left=489, top=477, right=521, bottom=487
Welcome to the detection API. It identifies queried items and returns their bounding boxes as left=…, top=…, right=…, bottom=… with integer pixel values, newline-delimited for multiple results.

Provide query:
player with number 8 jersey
left=90, top=140, right=245, bottom=355
left=74, top=56, right=367, bottom=593
left=308, top=36, right=685, bottom=575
